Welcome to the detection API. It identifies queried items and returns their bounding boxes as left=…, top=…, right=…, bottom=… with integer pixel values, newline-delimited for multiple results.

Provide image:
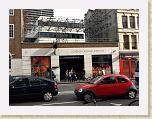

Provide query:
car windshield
left=88, top=76, right=103, bottom=84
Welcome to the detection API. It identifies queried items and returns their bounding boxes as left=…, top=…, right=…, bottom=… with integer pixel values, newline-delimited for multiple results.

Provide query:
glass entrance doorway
left=59, top=55, right=84, bottom=81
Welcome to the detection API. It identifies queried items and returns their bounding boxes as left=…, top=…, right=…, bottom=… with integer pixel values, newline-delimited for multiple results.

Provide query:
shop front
left=119, top=52, right=139, bottom=79
left=21, top=45, right=119, bottom=82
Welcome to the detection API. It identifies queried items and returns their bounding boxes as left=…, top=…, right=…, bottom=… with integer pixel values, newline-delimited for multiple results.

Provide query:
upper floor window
left=123, top=35, right=129, bottom=49
left=130, top=16, right=135, bottom=28
left=122, top=16, right=128, bottom=28
left=9, top=54, right=11, bottom=69
left=9, top=24, right=14, bottom=38
left=9, top=9, right=14, bottom=16
left=137, top=16, right=139, bottom=28
left=131, top=35, right=137, bottom=49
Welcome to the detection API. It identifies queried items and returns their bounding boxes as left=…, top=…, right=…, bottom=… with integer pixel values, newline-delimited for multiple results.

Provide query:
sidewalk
left=57, top=80, right=87, bottom=84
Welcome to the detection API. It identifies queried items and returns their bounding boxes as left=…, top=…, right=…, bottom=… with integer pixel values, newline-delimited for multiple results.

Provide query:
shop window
left=122, top=16, right=128, bottom=28
left=131, top=35, right=137, bottom=49
left=31, top=56, right=50, bottom=78
left=92, top=55, right=112, bottom=78
left=130, top=16, right=135, bottom=28
left=9, top=24, right=14, bottom=38
left=123, top=35, right=129, bottom=49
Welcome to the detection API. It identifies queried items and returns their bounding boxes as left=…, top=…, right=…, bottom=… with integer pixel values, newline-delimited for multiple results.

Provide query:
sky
left=54, top=9, right=88, bottom=20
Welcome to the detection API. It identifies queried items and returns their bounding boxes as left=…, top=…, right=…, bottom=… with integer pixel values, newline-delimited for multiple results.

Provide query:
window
left=137, top=16, right=139, bottom=28
left=131, top=35, right=137, bottom=49
left=123, top=35, right=129, bottom=49
left=122, top=16, right=128, bottom=28
left=9, top=9, right=14, bottom=16
left=117, top=76, right=128, bottom=83
left=9, top=24, right=14, bottom=38
left=29, top=78, right=41, bottom=86
left=12, top=78, right=29, bottom=88
left=130, top=16, right=135, bottom=28
left=102, top=76, right=116, bottom=84
left=9, top=54, right=11, bottom=69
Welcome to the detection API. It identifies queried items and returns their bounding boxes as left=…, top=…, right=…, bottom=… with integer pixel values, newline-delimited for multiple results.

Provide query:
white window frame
left=9, top=24, right=14, bottom=38
left=9, top=9, right=14, bottom=16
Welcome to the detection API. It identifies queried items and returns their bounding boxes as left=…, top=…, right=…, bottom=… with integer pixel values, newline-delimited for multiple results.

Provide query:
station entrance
left=59, top=55, right=84, bottom=81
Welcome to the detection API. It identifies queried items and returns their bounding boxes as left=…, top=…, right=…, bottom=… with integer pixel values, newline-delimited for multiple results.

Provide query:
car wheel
left=43, top=92, right=53, bottom=101
left=128, top=90, right=136, bottom=99
left=83, top=92, right=94, bottom=103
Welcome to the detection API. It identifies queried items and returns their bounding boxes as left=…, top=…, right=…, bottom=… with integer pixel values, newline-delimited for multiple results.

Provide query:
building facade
left=9, top=9, right=23, bottom=75
left=117, top=9, right=139, bottom=78
left=84, top=9, right=139, bottom=78
left=21, top=43, right=119, bottom=82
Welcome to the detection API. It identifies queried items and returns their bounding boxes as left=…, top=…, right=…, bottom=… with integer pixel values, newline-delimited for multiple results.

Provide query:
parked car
left=9, top=76, right=58, bottom=102
left=74, top=74, right=137, bottom=103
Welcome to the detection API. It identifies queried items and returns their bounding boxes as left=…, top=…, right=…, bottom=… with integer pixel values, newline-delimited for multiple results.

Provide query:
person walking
left=65, top=70, right=69, bottom=82
left=51, top=70, right=56, bottom=80
left=69, top=69, right=73, bottom=82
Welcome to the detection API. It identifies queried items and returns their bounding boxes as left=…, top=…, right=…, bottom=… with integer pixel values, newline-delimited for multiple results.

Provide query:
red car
left=74, top=74, right=137, bottom=103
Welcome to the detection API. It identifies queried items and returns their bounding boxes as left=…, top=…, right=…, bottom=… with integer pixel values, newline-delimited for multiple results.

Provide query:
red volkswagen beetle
left=74, top=74, right=137, bottom=103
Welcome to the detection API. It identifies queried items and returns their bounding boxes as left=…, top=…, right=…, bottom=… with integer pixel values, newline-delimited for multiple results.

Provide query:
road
left=10, top=83, right=139, bottom=106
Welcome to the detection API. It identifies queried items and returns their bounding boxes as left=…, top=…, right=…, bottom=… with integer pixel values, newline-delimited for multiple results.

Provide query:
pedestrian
left=72, top=70, right=77, bottom=82
left=51, top=70, right=56, bottom=80
left=82, top=68, right=86, bottom=80
left=65, top=70, right=69, bottom=82
left=69, top=69, right=73, bottom=82
left=102, top=68, right=106, bottom=75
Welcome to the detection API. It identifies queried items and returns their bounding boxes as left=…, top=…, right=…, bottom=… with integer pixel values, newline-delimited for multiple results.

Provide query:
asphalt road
left=10, top=83, right=139, bottom=106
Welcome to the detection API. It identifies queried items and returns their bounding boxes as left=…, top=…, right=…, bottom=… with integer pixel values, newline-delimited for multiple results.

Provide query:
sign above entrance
left=73, top=49, right=105, bottom=53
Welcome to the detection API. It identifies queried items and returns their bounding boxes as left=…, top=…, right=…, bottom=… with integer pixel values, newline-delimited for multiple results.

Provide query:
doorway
left=59, top=55, right=84, bottom=81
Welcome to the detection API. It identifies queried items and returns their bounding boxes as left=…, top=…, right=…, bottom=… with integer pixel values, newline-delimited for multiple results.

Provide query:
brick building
left=9, top=9, right=23, bottom=75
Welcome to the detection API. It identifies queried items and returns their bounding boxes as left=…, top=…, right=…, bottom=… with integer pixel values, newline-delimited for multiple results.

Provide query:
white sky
left=54, top=9, right=88, bottom=20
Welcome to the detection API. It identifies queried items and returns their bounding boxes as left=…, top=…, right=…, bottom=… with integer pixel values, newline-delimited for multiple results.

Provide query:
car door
left=28, top=77, right=42, bottom=97
left=116, top=76, right=130, bottom=95
left=95, top=76, right=117, bottom=97
left=9, top=77, right=29, bottom=100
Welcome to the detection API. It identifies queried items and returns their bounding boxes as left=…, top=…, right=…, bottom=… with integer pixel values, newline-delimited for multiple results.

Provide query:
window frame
left=101, top=76, right=116, bottom=84
left=129, top=16, right=136, bottom=28
left=9, top=24, right=14, bottom=38
left=9, top=9, right=14, bottom=16
left=122, top=16, right=128, bottom=28
left=131, top=35, right=137, bottom=49
left=123, top=35, right=130, bottom=49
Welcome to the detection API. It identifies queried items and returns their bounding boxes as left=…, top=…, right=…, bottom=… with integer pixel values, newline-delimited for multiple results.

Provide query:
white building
left=20, top=43, right=119, bottom=82
left=24, top=16, right=85, bottom=43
